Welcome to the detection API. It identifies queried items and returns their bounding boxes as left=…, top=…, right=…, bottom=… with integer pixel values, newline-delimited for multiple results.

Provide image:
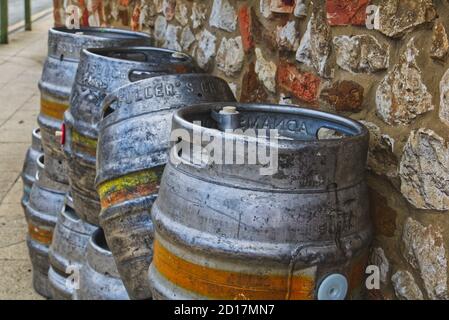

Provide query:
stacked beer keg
left=22, top=27, right=152, bottom=299
left=22, top=26, right=373, bottom=300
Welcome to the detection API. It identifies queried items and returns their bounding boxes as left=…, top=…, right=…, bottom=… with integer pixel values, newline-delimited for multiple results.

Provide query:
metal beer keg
left=38, top=27, right=152, bottom=185
left=25, top=155, right=68, bottom=298
left=149, top=103, right=372, bottom=300
left=95, top=74, right=236, bottom=299
left=63, top=47, right=200, bottom=226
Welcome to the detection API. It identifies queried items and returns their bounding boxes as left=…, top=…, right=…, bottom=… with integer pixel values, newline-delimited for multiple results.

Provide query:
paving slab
left=0, top=15, right=52, bottom=300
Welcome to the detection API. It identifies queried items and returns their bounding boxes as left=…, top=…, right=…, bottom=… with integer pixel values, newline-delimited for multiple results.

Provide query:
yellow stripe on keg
left=28, top=223, right=53, bottom=245
left=153, top=239, right=315, bottom=300
left=40, top=98, right=68, bottom=120
left=98, top=167, right=164, bottom=209
left=72, top=130, right=97, bottom=157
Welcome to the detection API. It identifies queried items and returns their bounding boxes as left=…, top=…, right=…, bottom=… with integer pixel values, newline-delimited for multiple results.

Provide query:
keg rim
left=50, top=26, right=152, bottom=42
left=83, top=46, right=194, bottom=66
left=173, top=102, right=369, bottom=145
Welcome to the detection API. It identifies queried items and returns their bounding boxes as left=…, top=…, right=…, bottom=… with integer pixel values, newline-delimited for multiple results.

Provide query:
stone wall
left=54, top=0, right=449, bottom=300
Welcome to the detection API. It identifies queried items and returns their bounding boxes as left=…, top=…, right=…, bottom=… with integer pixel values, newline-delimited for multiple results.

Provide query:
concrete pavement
left=0, top=16, right=52, bottom=300
left=8, top=0, right=53, bottom=26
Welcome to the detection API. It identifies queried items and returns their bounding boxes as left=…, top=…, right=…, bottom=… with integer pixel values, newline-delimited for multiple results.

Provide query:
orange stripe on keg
left=40, top=98, right=68, bottom=120
left=28, top=223, right=53, bottom=245
left=98, top=167, right=164, bottom=209
left=153, top=240, right=315, bottom=300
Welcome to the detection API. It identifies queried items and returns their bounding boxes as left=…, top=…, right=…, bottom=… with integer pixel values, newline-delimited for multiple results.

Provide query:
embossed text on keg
left=241, top=115, right=309, bottom=135
left=121, top=80, right=218, bottom=104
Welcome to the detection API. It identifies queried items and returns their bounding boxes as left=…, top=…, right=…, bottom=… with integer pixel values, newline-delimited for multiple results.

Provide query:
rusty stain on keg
left=98, top=167, right=163, bottom=208
left=28, top=223, right=53, bottom=245
left=348, top=251, right=370, bottom=296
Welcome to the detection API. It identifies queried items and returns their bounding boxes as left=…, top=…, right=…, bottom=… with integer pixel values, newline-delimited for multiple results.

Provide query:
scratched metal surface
left=38, top=27, right=152, bottom=186
left=95, top=73, right=235, bottom=300
left=48, top=193, right=97, bottom=300
left=63, top=46, right=200, bottom=228
left=149, top=103, right=372, bottom=300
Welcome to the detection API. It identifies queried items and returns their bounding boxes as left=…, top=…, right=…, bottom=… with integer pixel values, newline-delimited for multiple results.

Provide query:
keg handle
left=101, top=94, right=119, bottom=120
left=128, top=70, right=157, bottom=82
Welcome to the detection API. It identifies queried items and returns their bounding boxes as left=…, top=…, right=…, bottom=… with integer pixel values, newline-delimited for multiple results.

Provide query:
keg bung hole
left=197, top=93, right=203, bottom=98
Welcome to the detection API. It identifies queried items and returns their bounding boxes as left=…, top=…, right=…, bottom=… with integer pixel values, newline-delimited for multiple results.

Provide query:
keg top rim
left=99, top=73, right=229, bottom=125
left=83, top=46, right=194, bottom=65
left=50, top=26, right=151, bottom=41
left=174, top=102, right=369, bottom=143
